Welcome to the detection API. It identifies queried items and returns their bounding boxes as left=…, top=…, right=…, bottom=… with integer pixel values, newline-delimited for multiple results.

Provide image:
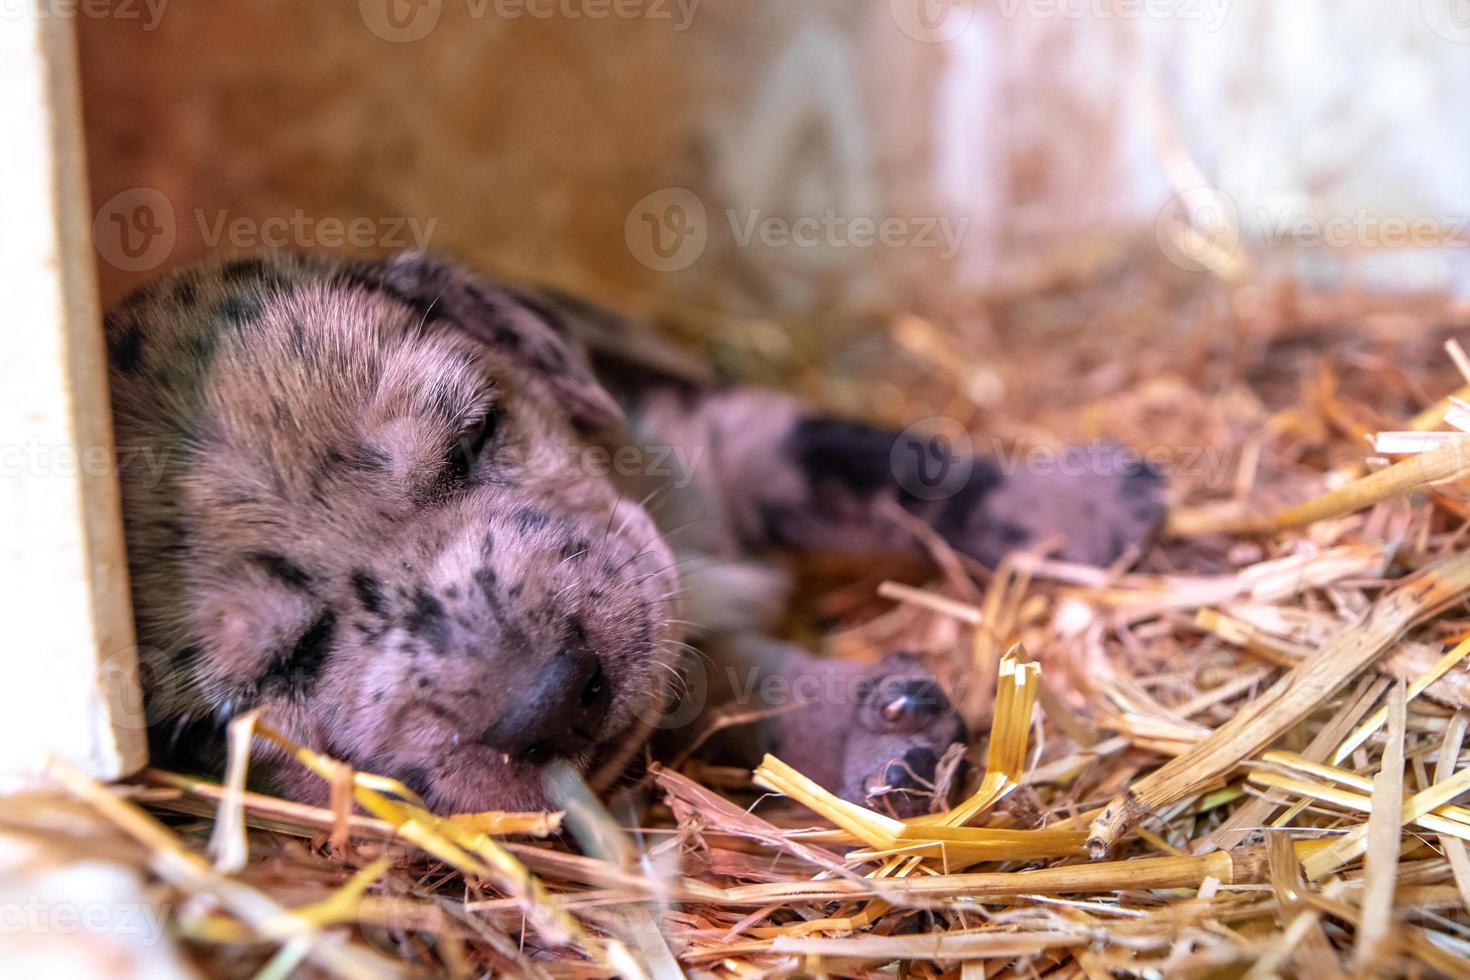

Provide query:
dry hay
left=13, top=259, right=1470, bottom=978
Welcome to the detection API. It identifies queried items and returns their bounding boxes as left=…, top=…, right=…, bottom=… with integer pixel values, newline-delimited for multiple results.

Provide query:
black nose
left=477, top=646, right=612, bottom=764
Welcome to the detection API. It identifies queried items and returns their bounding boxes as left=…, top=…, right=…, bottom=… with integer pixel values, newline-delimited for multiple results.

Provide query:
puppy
left=104, top=252, right=1164, bottom=814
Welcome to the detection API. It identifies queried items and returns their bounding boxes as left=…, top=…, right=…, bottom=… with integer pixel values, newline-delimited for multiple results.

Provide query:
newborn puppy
left=108, top=253, right=683, bottom=811
left=105, top=252, right=1164, bottom=814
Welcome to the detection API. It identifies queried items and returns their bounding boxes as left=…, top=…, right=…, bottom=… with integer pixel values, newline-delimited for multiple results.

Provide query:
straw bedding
left=11, top=255, right=1470, bottom=978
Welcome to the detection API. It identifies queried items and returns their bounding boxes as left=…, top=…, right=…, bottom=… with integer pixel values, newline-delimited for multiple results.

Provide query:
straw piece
left=711, top=849, right=1268, bottom=907
left=651, top=765, right=851, bottom=875
left=850, top=828, right=1089, bottom=864
left=768, top=929, right=1084, bottom=962
left=912, top=648, right=1040, bottom=828
left=1088, top=553, right=1470, bottom=857
left=269, top=857, right=393, bottom=932
left=1438, top=711, right=1470, bottom=916
left=1198, top=607, right=1470, bottom=708
left=1014, top=544, right=1385, bottom=619
left=48, top=757, right=400, bottom=979
left=1167, top=434, right=1470, bottom=536
left=1409, top=384, right=1470, bottom=431
left=1259, top=751, right=1470, bottom=829
left=1298, top=889, right=1470, bottom=977
left=1245, top=773, right=1470, bottom=840
left=1371, top=432, right=1459, bottom=454
left=876, top=581, right=985, bottom=625
left=1331, top=634, right=1470, bottom=762
left=1353, top=682, right=1405, bottom=972
left=445, top=810, right=563, bottom=836
left=1446, top=339, right=1470, bottom=386
left=1300, top=762, right=1470, bottom=880
left=544, top=763, right=683, bottom=980
left=208, top=707, right=260, bottom=874
left=252, top=721, right=596, bottom=960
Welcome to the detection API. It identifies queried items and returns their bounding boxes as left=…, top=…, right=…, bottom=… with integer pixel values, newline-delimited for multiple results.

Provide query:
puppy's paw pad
left=865, top=746, right=942, bottom=818
left=837, top=652, right=969, bottom=816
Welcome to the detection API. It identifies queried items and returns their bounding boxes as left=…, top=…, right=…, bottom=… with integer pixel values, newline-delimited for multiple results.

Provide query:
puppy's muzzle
left=476, top=645, right=612, bottom=764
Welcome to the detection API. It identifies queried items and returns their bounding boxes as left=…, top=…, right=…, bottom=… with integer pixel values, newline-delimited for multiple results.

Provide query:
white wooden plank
left=0, top=9, right=147, bottom=790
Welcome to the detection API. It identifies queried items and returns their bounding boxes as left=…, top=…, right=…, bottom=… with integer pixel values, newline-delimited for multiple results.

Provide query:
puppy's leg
left=638, top=388, right=1166, bottom=568
left=635, top=387, right=1166, bottom=811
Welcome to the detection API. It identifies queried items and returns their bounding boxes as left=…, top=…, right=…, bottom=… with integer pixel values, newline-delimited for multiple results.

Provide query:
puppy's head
left=108, top=254, right=682, bottom=811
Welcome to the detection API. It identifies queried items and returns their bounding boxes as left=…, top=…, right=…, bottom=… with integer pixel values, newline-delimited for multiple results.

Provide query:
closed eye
left=446, top=405, right=501, bottom=485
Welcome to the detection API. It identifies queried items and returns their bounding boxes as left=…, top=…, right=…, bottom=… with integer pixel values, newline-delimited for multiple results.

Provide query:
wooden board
left=0, top=10, right=146, bottom=790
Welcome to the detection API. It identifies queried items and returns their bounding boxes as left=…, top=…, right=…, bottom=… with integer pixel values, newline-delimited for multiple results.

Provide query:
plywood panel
left=0, top=11, right=146, bottom=790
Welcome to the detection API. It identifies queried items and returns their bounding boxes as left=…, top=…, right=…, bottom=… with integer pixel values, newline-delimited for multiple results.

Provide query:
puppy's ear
left=354, top=253, right=625, bottom=435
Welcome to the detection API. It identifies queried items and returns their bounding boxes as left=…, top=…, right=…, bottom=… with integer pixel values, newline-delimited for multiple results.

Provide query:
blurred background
left=81, top=0, right=1470, bottom=301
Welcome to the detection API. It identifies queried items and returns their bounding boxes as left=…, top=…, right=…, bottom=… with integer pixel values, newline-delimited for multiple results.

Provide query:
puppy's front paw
left=951, top=442, right=1166, bottom=568
left=839, top=651, right=968, bottom=818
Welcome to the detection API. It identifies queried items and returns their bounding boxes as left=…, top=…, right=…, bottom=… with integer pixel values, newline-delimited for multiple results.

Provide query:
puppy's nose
left=477, top=646, right=612, bottom=764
